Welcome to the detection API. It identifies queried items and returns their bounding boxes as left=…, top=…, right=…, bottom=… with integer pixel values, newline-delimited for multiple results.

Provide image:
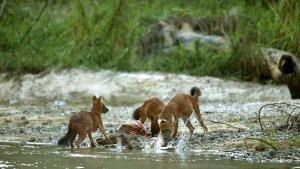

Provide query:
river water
left=0, top=142, right=298, bottom=169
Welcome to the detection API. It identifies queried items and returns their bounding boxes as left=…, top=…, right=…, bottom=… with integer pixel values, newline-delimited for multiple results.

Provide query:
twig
left=258, top=102, right=300, bottom=131
left=0, top=0, right=7, bottom=18
left=245, top=137, right=278, bottom=150
left=286, top=108, right=296, bottom=132
left=20, top=0, right=48, bottom=43
left=208, top=120, right=245, bottom=131
left=258, top=103, right=277, bottom=131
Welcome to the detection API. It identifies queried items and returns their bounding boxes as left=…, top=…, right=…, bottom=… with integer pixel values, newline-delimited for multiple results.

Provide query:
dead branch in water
left=208, top=120, right=245, bottom=131
left=245, top=137, right=278, bottom=150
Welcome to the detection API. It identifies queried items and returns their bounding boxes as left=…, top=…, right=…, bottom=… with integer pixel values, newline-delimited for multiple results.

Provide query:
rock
left=4, top=119, right=12, bottom=123
left=28, top=137, right=36, bottom=142
left=268, top=149, right=277, bottom=158
left=219, top=154, right=227, bottom=159
left=42, top=121, right=49, bottom=126
left=139, top=16, right=236, bottom=57
left=260, top=48, right=285, bottom=82
left=0, top=129, right=5, bottom=134
left=255, top=144, right=266, bottom=152
left=19, top=128, right=25, bottom=133
left=208, top=135, right=218, bottom=141
left=22, top=109, right=30, bottom=114
left=96, top=134, right=118, bottom=145
left=261, top=48, right=300, bottom=99
left=22, top=120, right=30, bottom=126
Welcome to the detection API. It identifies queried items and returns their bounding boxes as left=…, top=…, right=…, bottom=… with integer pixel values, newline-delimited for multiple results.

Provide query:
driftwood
left=258, top=102, right=300, bottom=132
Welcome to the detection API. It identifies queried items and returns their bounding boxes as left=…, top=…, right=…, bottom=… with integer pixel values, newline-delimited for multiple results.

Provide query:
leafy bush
left=0, top=0, right=299, bottom=80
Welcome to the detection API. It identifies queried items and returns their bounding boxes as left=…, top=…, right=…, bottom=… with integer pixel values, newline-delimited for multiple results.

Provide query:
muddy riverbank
left=0, top=69, right=299, bottom=163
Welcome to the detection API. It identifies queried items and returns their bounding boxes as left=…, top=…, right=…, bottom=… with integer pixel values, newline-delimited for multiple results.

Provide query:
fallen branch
left=208, top=120, right=245, bottom=131
left=245, top=137, right=278, bottom=150
left=258, top=102, right=300, bottom=131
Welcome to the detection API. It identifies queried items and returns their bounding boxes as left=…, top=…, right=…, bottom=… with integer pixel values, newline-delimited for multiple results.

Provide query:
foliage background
left=0, top=0, right=299, bottom=80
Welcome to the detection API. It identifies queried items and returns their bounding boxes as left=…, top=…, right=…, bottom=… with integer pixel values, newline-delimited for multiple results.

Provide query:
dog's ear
left=92, top=95, right=97, bottom=103
left=98, top=96, right=103, bottom=102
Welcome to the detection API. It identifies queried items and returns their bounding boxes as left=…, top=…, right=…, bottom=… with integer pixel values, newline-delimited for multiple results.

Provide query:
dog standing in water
left=133, top=97, right=165, bottom=136
left=160, top=87, right=208, bottom=147
left=58, top=95, right=110, bottom=148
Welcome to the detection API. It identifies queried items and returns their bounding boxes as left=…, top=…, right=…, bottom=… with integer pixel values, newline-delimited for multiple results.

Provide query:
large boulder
left=261, top=48, right=300, bottom=99
left=260, top=48, right=285, bottom=82
left=139, top=16, right=236, bottom=57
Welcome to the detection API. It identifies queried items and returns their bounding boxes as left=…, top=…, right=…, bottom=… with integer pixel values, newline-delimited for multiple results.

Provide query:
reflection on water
left=0, top=142, right=298, bottom=169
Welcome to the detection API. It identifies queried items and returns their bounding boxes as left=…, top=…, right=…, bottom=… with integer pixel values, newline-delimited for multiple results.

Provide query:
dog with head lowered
left=160, top=87, right=208, bottom=147
left=133, top=97, right=165, bottom=136
left=58, top=95, right=110, bottom=148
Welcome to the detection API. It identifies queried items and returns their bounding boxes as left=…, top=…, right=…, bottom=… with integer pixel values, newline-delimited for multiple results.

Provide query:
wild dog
left=160, top=87, right=208, bottom=147
left=133, top=97, right=165, bottom=136
left=58, top=95, right=110, bottom=148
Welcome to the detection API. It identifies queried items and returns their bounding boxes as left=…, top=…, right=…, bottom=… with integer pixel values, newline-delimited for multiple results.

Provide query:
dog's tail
left=190, top=87, right=201, bottom=97
left=132, top=107, right=141, bottom=120
left=57, top=127, right=75, bottom=146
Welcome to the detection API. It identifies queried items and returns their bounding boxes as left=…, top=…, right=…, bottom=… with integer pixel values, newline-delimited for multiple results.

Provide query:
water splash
left=142, top=137, right=164, bottom=153
left=142, top=139, right=151, bottom=153
left=175, top=136, right=185, bottom=154
left=175, top=119, right=189, bottom=154
left=155, top=118, right=190, bottom=153
left=116, top=137, right=123, bottom=152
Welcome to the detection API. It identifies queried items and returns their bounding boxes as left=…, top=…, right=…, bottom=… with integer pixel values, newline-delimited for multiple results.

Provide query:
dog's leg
left=183, top=117, right=194, bottom=140
left=98, top=118, right=111, bottom=142
left=74, top=128, right=86, bottom=148
left=70, top=131, right=76, bottom=148
left=172, top=116, right=179, bottom=139
left=140, top=115, right=147, bottom=124
left=191, top=99, right=208, bottom=135
left=87, top=131, right=96, bottom=147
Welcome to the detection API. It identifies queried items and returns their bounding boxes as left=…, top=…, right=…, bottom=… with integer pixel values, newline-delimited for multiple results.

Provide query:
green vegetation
left=0, top=0, right=299, bottom=79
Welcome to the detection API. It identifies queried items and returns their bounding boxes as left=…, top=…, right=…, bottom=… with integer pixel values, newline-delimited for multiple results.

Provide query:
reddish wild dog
left=160, top=87, right=208, bottom=146
left=133, top=97, right=165, bottom=136
left=58, top=96, right=110, bottom=148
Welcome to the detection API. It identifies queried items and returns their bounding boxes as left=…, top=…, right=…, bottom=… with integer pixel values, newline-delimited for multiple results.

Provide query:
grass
left=0, top=0, right=299, bottom=80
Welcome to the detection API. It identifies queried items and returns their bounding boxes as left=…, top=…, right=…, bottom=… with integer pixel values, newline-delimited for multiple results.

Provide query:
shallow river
left=0, top=142, right=298, bottom=169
